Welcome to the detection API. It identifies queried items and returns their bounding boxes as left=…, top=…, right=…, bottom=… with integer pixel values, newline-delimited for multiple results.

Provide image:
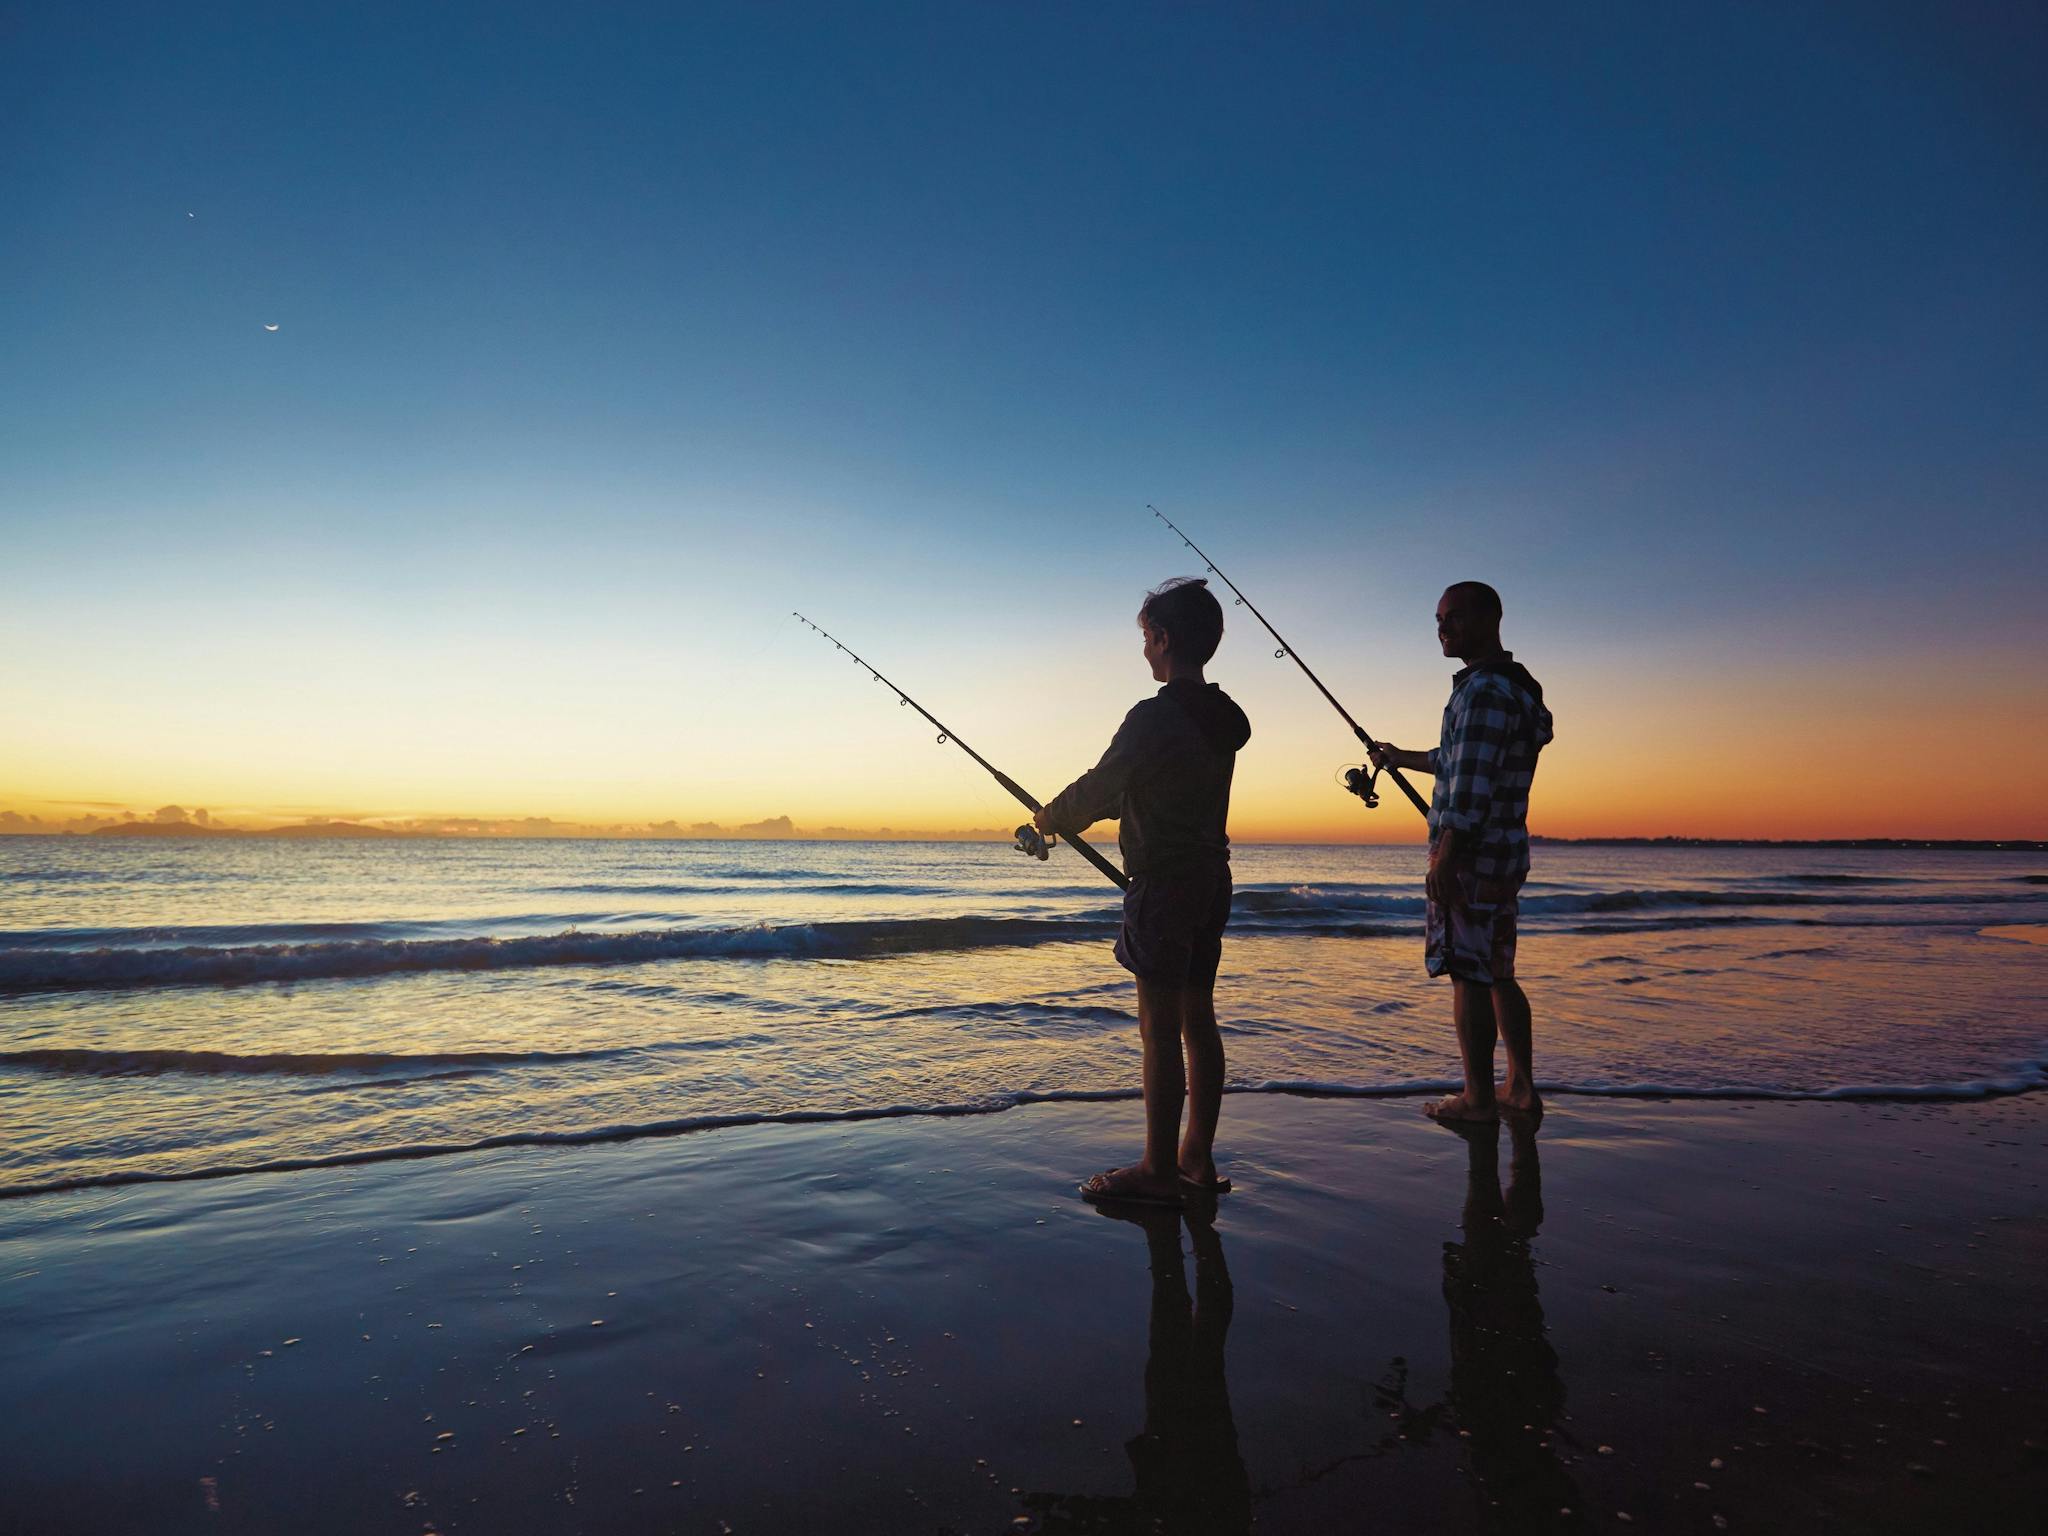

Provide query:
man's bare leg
left=1177, top=979, right=1225, bottom=1184
left=1493, top=978, right=1541, bottom=1116
left=1427, top=978, right=1501, bottom=1123
left=1082, top=977, right=1188, bottom=1201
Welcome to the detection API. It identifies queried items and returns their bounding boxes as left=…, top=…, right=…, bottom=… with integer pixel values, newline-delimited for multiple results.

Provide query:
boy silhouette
left=1036, top=578, right=1251, bottom=1204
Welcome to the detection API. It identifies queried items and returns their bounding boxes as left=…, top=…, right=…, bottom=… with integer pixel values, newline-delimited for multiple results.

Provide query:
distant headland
left=90, top=820, right=413, bottom=839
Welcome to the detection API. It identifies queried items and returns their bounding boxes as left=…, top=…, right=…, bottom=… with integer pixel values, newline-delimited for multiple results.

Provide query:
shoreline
left=3, top=1093, right=2042, bottom=1533
left=8, top=1072, right=2048, bottom=1204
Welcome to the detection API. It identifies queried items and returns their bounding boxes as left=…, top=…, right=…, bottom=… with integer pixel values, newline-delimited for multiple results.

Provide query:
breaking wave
left=4, top=880, right=2041, bottom=994
left=0, top=916, right=1111, bottom=995
left=0, top=1044, right=634, bottom=1078
left=1240, top=882, right=2043, bottom=919
left=540, top=880, right=961, bottom=898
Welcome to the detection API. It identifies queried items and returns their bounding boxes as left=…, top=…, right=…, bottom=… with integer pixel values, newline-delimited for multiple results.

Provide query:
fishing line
left=1147, top=505, right=1431, bottom=820
left=791, top=614, right=1130, bottom=889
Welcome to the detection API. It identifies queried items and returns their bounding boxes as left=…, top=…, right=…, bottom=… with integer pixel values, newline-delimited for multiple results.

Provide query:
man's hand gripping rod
left=791, top=614, right=1130, bottom=890
left=1147, top=506, right=1432, bottom=820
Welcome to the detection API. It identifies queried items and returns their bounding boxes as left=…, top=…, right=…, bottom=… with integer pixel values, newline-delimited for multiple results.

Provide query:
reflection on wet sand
left=1019, top=1128, right=1573, bottom=1532
left=1441, top=1119, right=1582, bottom=1532
left=1025, top=1200, right=1251, bottom=1534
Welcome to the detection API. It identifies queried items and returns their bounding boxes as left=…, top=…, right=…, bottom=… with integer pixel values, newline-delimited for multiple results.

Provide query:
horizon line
left=2, top=825, right=2043, bottom=851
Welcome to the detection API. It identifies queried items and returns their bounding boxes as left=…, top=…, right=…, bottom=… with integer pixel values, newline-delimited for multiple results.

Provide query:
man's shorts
left=1425, top=872, right=1522, bottom=986
left=1115, top=862, right=1233, bottom=987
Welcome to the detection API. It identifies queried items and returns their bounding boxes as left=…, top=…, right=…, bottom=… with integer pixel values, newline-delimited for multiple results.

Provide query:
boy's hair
left=1139, top=577, right=1225, bottom=666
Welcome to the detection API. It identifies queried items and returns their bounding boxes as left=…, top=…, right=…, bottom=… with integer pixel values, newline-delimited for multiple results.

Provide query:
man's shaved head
left=1443, top=580, right=1502, bottom=621
left=1436, top=581, right=1505, bottom=661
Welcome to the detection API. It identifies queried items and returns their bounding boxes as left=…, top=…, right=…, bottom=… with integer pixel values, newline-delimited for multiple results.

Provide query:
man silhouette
left=1372, top=582, right=1553, bottom=1123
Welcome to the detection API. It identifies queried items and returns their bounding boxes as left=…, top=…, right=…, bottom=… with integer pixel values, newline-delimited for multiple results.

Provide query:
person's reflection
left=1025, top=1198, right=1251, bottom=1534
left=1442, top=1118, right=1581, bottom=1532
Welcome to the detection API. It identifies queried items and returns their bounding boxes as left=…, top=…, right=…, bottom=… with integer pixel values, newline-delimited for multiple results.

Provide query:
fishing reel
left=1014, top=822, right=1056, bottom=860
left=1338, top=762, right=1382, bottom=809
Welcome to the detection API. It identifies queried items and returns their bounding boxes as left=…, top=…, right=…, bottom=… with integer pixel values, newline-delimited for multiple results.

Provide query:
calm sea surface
left=1, top=837, right=2043, bottom=1196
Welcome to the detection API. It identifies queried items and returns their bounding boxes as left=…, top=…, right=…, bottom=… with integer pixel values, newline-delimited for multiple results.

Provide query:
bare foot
left=1078, top=1164, right=1183, bottom=1206
left=1500, top=1089, right=1545, bottom=1120
left=1425, top=1092, right=1499, bottom=1125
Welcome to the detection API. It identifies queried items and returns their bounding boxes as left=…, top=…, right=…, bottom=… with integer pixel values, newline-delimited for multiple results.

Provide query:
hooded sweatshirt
left=1040, top=680, right=1253, bottom=877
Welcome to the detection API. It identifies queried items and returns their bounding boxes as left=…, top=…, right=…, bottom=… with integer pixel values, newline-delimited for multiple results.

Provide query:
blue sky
left=4, top=3, right=2044, bottom=836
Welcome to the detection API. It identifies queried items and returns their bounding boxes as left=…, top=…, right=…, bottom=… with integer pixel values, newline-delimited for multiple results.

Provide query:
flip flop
left=1178, top=1168, right=1233, bottom=1194
left=1078, top=1169, right=1183, bottom=1208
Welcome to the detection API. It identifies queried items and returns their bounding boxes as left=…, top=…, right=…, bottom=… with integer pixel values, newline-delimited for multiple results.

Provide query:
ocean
left=1, top=836, right=2043, bottom=1198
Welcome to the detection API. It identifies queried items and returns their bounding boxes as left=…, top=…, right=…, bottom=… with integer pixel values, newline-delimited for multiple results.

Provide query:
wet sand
left=1, top=1094, right=2043, bottom=1534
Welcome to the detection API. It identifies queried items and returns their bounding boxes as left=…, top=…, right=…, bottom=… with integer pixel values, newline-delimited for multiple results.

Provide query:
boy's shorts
left=1115, top=862, right=1233, bottom=987
left=1425, top=873, right=1522, bottom=986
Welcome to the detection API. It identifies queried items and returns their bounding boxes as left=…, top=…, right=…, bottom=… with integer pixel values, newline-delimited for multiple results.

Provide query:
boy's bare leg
left=1137, top=978, right=1190, bottom=1182
left=1177, top=978, right=1225, bottom=1183
left=1083, top=977, right=1188, bottom=1199
left=1426, top=978, right=1501, bottom=1123
left=1493, top=979, right=1541, bottom=1116
left=1502, top=1115, right=1544, bottom=1234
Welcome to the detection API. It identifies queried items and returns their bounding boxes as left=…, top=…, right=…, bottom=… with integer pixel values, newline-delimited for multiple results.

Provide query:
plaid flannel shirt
left=1425, top=654, right=1553, bottom=891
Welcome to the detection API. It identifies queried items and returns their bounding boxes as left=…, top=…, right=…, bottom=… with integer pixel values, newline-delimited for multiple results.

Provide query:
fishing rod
left=1147, top=505, right=1432, bottom=820
left=791, top=614, right=1130, bottom=890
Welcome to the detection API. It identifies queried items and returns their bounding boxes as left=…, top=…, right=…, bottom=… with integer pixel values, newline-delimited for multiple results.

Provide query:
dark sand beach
left=3, top=1093, right=2042, bottom=1534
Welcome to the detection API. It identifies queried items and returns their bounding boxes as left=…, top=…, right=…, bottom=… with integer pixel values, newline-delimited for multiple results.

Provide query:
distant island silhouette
left=91, top=820, right=413, bottom=840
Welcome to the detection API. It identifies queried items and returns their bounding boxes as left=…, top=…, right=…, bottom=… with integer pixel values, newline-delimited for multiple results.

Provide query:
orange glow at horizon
left=10, top=722, right=2045, bottom=846
left=4, top=625, right=2044, bottom=844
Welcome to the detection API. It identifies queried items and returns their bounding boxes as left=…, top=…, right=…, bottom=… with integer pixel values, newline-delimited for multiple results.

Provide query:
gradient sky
left=4, top=2, right=2045, bottom=841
